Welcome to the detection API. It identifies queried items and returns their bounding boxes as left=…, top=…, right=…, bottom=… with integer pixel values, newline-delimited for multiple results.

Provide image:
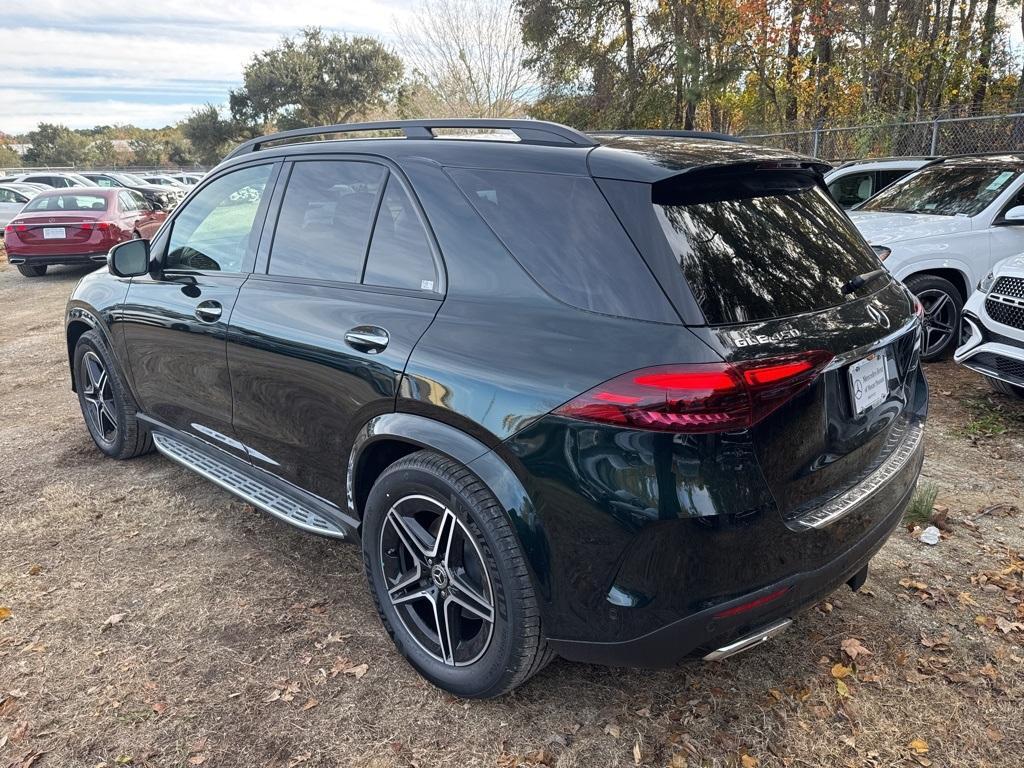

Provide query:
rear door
left=226, top=157, right=443, bottom=507
left=121, top=161, right=279, bottom=457
left=645, top=168, right=923, bottom=527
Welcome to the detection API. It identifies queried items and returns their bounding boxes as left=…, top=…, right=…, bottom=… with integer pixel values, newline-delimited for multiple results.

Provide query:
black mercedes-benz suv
left=65, top=119, right=927, bottom=698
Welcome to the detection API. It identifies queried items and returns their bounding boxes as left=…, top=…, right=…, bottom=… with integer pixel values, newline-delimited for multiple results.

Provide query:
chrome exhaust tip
left=703, top=618, right=793, bottom=661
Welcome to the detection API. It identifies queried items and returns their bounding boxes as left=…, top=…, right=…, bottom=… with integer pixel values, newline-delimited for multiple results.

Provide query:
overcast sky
left=0, top=0, right=417, bottom=134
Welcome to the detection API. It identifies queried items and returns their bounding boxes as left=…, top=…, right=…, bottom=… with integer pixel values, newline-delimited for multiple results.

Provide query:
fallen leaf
left=899, top=579, right=929, bottom=591
left=831, top=663, right=853, bottom=679
left=604, top=722, right=621, bottom=738
left=301, top=698, right=319, bottom=711
left=986, top=727, right=1004, bottom=743
left=909, top=738, right=929, bottom=754
left=633, top=739, right=642, bottom=765
left=835, top=679, right=850, bottom=698
left=28, top=565, right=42, bottom=576
left=741, top=755, right=759, bottom=768
left=841, top=638, right=872, bottom=661
left=0, top=607, right=11, bottom=622
left=9, top=720, right=29, bottom=742
left=343, top=663, right=368, bottom=679
left=669, top=754, right=688, bottom=768
left=187, top=755, right=206, bottom=766
left=524, top=746, right=554, bottom=765
left=151, top=702, right=167, bottom=716
left=101, top=613, right=126, bottom=632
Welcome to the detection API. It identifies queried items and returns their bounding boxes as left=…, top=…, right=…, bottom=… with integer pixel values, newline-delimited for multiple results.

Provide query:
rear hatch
left=645, top=165, right=924, bottom=526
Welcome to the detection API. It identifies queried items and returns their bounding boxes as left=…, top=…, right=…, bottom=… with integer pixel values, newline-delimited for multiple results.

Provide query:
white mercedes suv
left=955, top=255, right=1024, bottom=397
left=848, top=155, right=1024, bottom=361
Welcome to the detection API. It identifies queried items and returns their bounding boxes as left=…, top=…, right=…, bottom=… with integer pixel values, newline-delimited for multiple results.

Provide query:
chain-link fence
left=741, top=112, right=1024, bottom=161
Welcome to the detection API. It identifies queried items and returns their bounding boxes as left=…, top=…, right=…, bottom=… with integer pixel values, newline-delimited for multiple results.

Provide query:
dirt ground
left=1, top=258, right=1022, bottom=768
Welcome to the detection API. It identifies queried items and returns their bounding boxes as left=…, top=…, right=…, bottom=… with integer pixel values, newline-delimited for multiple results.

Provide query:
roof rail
left=224, top=119, right=598, bottom=159
left=594, top=129, right=743, bottom=143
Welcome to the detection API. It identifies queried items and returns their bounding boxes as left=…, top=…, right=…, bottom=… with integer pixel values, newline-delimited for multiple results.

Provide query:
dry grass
left=1, top=261, right=1023, bottom=768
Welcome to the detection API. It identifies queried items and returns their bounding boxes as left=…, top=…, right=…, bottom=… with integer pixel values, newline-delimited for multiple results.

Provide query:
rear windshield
left=23, top=194, right=109, bottom=212
left=654, top=171, right=881, bottom=325
left=449, top=168, right=674, bottom=322
left=859, top=164, right=1019, bottom=216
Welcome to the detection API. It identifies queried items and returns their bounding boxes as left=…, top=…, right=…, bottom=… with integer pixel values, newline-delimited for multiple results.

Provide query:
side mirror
left=108, top=239, right=150, bottom=277
left=1001, top=205, right=1024, bottom=224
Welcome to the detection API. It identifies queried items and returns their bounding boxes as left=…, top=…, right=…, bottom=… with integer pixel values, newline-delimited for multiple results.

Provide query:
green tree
left=0, top=143, right=20, bottom=168
left=181, top=105, right=235, bottom=165
left=23, top=123, right=91, bottom=166
left=230, top=27, right=404, bottom=128
left=129, top=136, right=165, bottom=166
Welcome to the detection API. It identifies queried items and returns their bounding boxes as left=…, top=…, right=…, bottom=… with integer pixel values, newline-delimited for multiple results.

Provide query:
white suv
left=825, top=157, right=933, bottom=208
left=955, top=256, right=1024, bottom=397
left=848, top=155, right=1024, bottom=360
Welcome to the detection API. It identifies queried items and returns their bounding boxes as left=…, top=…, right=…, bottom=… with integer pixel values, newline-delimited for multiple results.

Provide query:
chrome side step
left=703, top=618, right=792, bottom=661
left=151, top=431, right=347, bottom=539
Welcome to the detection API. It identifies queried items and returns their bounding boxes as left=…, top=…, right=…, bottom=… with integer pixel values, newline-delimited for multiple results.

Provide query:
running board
left=703, top=618, right=793, bottom=661
left=151, top=431, right=348, bottom=539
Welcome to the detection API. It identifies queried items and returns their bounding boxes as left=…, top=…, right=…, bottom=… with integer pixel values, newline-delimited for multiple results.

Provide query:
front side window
left=0, top=188, right=21, bottom=204
left=269, top=160, right=385, bottom=282
left=827, top=172, right=874, bottom=207
left=860, top=165, right=1020, bottom=216
left=363, top=177, right=436, bottom=290
left=654, top=172, right=882, bottom=325
left=166, top=164, right=272, bottom=272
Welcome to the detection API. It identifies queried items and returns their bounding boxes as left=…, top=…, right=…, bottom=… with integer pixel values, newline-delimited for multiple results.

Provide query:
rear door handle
left=344, top=326, right=389, bottom=354
left=195, top=300, right=223, bottom=323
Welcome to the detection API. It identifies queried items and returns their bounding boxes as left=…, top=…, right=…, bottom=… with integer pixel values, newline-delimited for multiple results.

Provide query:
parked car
left=65, top=119, right=926, bottom=698
left=955, top=255, right=1024, bottom=397
left=848, top=154, right=1024, bottom=361
left=166, top=172, right=204, bottom=186
left=0, top=171, right=97, bottom=188
left=79, top=171, right=185, bottom=211
left=0, top=183, right=38, bottom=231
left=139, top=173, right=189, bottom=188
left=824, top=157, right=934, bottom=208
left=5, top=187, right=165, bottom=276
left=4, top=182, right=53, bottom=195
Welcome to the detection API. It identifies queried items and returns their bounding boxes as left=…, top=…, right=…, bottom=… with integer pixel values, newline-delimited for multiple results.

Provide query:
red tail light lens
left=81, top=222, right=111, bottom=231
left=553, top=351, right=833, bottom=433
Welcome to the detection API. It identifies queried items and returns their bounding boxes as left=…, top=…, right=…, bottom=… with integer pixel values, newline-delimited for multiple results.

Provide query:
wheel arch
left=348, top=412, right=553, bottom=600
left=896, top=264, right=971, bottom=302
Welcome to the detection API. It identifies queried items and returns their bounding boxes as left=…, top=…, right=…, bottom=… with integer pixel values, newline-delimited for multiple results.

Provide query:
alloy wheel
left=81, top=351, right=118, bottom=443
left=917, top=288, right=958, bottom=358
left=379, top=495, right=495, bottom=666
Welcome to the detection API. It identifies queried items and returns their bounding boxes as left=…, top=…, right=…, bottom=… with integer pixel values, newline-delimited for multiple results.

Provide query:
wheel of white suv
left=905, top=274, right=963, bottom=362
left=74, top=330, right=154, bottom=459
left=361, top=450, right=553, bottom=698
left=985, top=375, right=1024, bottom=398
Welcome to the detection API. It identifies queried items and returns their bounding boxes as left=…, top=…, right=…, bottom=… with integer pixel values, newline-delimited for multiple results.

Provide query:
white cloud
left=0, top=0, right=417, bottom=133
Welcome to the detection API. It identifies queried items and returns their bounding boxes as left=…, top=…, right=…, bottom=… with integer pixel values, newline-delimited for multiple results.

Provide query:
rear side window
left=363, top=177, right=436, bottom=291
left=827, top=172, right=873, bottom=207
left=654, top=172, right=881, bottom=325
left=449, top=168, right=672, bottom=321
left=24, top=194, right=108, bottom=212
left=269, top=160, right=385, bottom=282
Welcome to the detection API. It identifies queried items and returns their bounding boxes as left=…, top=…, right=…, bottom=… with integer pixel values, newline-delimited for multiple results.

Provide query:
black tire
left=905, top=273, right=963, bottom=362
left=362, top=450, right=553, bottom=698
left=74, top=329, right=153, bottom=459
left=985, top=375, right=1024, bottom=399
left=17, top=264, right=47, bottom=277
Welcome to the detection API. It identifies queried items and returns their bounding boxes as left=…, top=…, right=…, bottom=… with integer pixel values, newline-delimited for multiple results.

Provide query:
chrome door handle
left=344, top=326, right=389, bottom=354
left=195, top=300, right=223, bottom=323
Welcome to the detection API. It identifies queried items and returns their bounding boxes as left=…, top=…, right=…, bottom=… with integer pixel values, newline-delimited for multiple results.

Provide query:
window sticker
left=986, top=171, right=1014, bottom=191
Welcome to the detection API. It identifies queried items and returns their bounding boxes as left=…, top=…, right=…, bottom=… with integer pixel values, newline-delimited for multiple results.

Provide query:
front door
left=122, top=162, right=279, bottom=457
left=988, top=182, right=1024, bottom=272
left=227, top=158, right=443, bottom=507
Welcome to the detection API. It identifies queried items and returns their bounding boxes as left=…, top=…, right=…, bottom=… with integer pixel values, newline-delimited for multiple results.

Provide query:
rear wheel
left=905, top=274, right=963, bottom=362
left=74, top=330, right=153, bottom=459
left=17, top=264, right=47, bottom=277
left=362, top=450, right=553, bottom=698
left=985, top=375, right=1024, bottom=399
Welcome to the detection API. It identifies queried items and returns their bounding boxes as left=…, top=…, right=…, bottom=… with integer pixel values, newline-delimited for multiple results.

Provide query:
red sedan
left=4, top=187, right=166, bottom=277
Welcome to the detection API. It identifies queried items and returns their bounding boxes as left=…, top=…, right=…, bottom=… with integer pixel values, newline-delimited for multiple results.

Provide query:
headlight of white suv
left=977, top=271, right=996, bottom=293
left=870, top=245, right=891, bottom=261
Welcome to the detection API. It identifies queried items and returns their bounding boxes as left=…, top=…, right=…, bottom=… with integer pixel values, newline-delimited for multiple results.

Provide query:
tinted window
left=363, top=177, right=436, bottom=291
left=166, top=164, right=272, bottom=272
left=24, top=193, right=109, bottom=212
left=827, top=172, right=874, bottom=207
left=861, top=165, right=1019, bottom=216
left=876, top=169, right=911, bottom=189
left=449, top=168, right=668, bottom=320
left=654, top=173, right=881, bottom=325
left=118, top=191, right=138, bottom=211
left=269, top=160, right=385, bottom=282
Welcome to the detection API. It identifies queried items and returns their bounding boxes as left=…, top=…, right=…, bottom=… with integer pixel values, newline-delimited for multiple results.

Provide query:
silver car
left=0, top=183, right=40, bottom=232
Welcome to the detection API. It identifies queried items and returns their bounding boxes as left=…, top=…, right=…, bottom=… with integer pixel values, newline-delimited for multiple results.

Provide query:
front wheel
left=74, top=330, right=153, bottom=459
left=17, top=264, right=47, bottom=277
left=985, top=375, right=1024, bottom=399
left=905, top=274, right=963, bottom=362
left=362, top=450, right=553, bottom=698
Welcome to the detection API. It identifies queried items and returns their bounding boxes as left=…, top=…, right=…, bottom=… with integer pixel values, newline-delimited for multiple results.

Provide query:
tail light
left=912, top=297, right=924, bottom=320
left=5, top=224, right=27, bottom=234
left=553, top=351, right=833, bottom=433
left=81, top=222, right=112, bottom=231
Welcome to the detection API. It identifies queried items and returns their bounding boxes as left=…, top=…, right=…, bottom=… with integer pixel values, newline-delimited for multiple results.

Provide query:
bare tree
left=395, top=0, right=533, bottom=118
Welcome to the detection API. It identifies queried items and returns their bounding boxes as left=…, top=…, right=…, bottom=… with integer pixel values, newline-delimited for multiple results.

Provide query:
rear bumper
left=549, top=450, right=919, bottom=666
left=6, top=252, right=107, bottom=266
